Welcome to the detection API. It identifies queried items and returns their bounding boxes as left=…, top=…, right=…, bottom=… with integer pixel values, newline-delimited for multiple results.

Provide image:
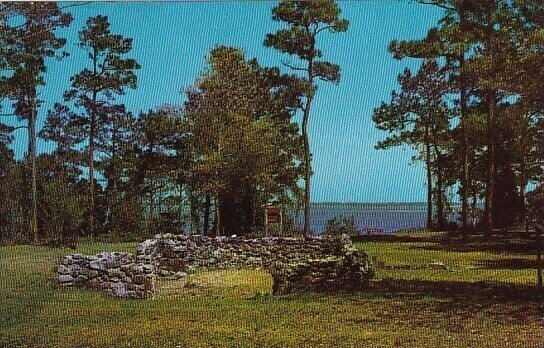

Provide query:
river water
left=290, top=203, right=430, bottom=234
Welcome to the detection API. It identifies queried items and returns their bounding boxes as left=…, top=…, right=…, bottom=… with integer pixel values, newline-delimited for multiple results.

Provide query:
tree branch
left=316, top=25, right=336, bottom=35
left=414, top=0, right=454, bottom=11
left=281, top=59, right=307, bottom=72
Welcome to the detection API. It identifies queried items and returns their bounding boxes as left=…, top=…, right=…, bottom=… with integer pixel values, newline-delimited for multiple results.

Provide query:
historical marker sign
left=264, top=206, right=283, bottom=235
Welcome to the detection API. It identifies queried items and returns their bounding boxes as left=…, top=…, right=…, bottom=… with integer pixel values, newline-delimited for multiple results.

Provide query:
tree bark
left=434, top=144, right=446, bottom=231
left=459, top=56, right=470, bottom=238
left=484, top=10, right=497, bottom=240
left=203, top=194, right=210, bottom=234
left=89, top=46, right=98, bottom=237
left=302, top=98, right=313, bottom=236
left=425, top=126, right=433, bottom=230
left=28, top=97, right=38, bottom=244
left=458, top=2, right=470, bottom=238
left=89, top=93, right=96, bottom=236
left=519, top=122, right=529, bottom=234
left=302, top=41, right=316, bottom=236
left=215, top=195, right=221, bottom=236
left=537, top=225, right=542, bottom=289
left=471, top=187, right=478, bottom=229
left=484, top=91, right=496, bottom=240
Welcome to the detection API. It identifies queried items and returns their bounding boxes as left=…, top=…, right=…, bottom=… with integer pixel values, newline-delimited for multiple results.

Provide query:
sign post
left=264, top=206, right=283, bottom=236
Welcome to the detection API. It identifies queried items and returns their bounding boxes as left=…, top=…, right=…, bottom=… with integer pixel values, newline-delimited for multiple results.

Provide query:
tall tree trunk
left=519, top=123, right=529, bottom=234
left=215, top=194, right=221, bottom=236
left=425, top=126, right=433, bottom=230
left=203, top=194, right=210, bottom=234
left=89, top=48, right=98, bottom=236
left=520, top=178, right=528, bottom=233
left=458, top=2, right=470, bottom=238
left=537, top=225, right=543, bottom=289
left=28, top=98, right=38, bottom=244
left=89, top=95, right=96, bottom=237
left=484, top=11, right=496, bottom=240
left=109, top=122, right=118, bottom=231
left=459, top=56, right=470, bottom=238
left=245, top=188, right=256, bottom=234
left=188, top=189, right=200, bottom=234
left=471, top=187, right=478, bottom=229
left=302, top=52, right=315, bottom=236
left=434, top=145, right=446, bottom=231
left=302, top=107, right=312, bottom=235
left=484, top=91, right=496, bottom=239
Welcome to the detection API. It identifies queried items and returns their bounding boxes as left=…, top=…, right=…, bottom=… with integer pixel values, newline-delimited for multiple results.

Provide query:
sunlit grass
left=1, top=235, right=542, bottom=348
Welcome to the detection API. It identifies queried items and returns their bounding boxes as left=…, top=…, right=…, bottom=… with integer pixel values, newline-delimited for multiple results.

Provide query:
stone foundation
left=270, top=249, right=373, bottom=294
left=57, top=234, right=373, bottom=298
left=57, top=252, right=156, bottom=299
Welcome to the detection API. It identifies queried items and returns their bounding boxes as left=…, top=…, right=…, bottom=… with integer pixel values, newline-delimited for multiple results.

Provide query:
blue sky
left=6, top=1, right=443, bottom=203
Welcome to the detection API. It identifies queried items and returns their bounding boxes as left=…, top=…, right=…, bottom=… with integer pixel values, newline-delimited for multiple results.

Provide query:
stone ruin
left=57, top=252, right=156, bottom=299
left=57, top=234, right=373, bottom=299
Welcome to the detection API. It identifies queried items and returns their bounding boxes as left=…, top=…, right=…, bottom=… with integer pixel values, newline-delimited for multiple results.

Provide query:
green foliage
left=185, top=46, right=304, bottom=235
left=382, top=0, right=544, bottom=233
left=0, top=2, right=73, bottom=243
left=265, top=0, right=349, bottom=65
left=35, top=154, right=87, bottom=246
left=373, top=59, right=453, bottom=230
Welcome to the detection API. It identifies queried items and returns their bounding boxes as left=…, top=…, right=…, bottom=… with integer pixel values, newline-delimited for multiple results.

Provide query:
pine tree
left=63, top=15, right=139, bottom=236
left=264, top=0, right=349, bottom=235
left=373, top=60, right=453, bottom=230
left=0, top=3, right=72, bottom=243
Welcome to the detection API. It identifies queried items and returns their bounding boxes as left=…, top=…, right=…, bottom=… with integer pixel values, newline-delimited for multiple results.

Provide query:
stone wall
left=57, top=252, right=156, bottom=299
left=58, top=234, right=373, bottom=298
left=270, top=247, right=373, bottom=294
left=139, top=234, right=350, bottom=275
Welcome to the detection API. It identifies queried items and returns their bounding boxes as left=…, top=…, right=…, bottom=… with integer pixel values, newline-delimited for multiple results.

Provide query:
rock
left=88, top=270, right=99, bottom=279
left=74, top=275, right=88, bottom=284
left=133, top=275, right=147, bottom=285
left=57, top=264, right=71, bottom=275
left=89, top=259, right=106, bottom=271
left=58, top=274, right=74, bottom=283
left=109, top=282, right=127, bottom=297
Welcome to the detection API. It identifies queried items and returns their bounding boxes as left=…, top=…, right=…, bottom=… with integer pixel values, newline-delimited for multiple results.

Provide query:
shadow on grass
left=346, top=278, right=543, bottom=323
left=367, top=278, right=543, bottom=305
left=403, top=234, right=538, bottom=255
left=355, top=235, right=441, bottom=244
left=477, top=258, right=540, bottom=270
left=360, top=232, right=538, bottom=255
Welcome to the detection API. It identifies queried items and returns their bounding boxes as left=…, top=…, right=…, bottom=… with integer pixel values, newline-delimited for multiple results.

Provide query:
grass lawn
left=1, top=233, right=543, bottom=347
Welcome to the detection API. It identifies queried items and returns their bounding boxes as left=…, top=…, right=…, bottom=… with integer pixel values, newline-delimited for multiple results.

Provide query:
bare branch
left=415, top=0, right=454, bottom=11
left=281, top=59, right=307, bottom=72
left=316, top=25, right=336, bottom=35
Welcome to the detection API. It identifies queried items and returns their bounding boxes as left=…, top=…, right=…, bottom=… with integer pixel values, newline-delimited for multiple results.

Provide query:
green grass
left=1, top=234, right=543, bottom=347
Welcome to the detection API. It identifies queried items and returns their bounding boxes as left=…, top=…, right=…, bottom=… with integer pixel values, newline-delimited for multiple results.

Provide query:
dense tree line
left=0, top=2, right=351, bottom=244
left=373, top=0, right=543, bottom=236
left=1, top=1, right=541, bottom=245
